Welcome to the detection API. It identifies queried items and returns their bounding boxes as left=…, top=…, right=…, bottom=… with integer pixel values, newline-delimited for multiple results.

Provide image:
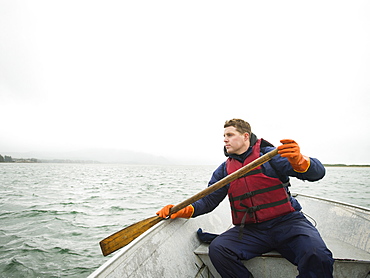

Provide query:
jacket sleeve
left=263, top=146, right=326, bottom=181
left=191, top=162, right=229, bottom=217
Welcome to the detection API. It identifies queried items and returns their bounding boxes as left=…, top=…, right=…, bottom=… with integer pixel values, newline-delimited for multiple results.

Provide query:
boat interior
left=194, top=194, right=370, bottom=278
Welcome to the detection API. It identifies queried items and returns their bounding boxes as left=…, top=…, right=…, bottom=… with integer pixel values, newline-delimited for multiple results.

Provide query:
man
left=157, top=119, right=334, bottom=277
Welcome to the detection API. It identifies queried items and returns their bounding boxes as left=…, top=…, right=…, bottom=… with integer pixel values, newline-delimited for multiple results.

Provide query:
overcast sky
left=1, top=1, right=369, bottom=165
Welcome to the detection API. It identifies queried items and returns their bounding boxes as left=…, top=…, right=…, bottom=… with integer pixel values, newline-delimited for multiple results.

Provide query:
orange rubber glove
left=277, top=139, right=310, bottom=173
left=156, top=204, right=194, bottom=219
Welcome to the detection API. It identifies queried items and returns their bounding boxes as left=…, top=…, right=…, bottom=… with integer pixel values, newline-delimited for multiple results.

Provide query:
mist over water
left=0, top=164, right=369, bottom=277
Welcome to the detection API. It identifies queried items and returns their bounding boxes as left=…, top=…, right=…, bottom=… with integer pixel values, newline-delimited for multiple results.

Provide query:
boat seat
left=194, top=236, right=370, bottom=278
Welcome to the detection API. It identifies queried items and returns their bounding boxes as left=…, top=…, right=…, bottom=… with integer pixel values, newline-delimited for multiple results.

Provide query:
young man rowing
left=157, top=118, right=333, bottom=277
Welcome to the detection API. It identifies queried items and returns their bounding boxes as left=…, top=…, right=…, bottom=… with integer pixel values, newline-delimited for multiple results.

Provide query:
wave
left=110, top=206, right=127, bottom=211
left=52, top=246, right=80, bottom=256
left=18, top=243, right=47, bottom=254
left=18, top=209, right=88, bottom=218
left=1, top=258, right=38, bottom=278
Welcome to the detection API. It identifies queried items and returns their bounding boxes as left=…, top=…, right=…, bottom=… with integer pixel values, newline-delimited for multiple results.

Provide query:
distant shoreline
left=323, top=164, right=370, bottom=167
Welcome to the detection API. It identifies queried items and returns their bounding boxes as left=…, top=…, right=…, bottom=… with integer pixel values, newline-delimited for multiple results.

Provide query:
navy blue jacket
left=192, top=141, right=326, bottom=218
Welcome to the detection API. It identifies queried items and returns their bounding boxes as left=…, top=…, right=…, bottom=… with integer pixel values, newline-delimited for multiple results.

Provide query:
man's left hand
left=278, top=139, right=310, bottom=173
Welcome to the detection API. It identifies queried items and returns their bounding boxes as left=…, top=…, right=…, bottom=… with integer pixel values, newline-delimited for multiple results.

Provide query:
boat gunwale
left=293, top=192, right=370, bottom=212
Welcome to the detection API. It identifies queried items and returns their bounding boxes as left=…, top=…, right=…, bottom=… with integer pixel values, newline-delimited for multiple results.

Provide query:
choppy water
left=0, top=164, right=369, bottom=277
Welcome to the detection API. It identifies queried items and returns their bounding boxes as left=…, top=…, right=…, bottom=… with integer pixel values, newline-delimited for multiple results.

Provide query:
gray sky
left=1, top=1, right=369, bottom=164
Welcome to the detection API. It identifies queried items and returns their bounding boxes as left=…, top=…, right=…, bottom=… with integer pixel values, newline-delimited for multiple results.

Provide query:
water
left=0, top=164, right=369, bottom=277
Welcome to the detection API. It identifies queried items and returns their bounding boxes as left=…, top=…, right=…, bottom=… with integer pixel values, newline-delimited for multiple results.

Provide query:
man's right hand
left=156, top=205, right=194, bottom=219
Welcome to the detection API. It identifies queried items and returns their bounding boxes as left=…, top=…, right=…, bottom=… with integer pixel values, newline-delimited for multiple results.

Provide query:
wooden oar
left=99, top=148, right=278, bottom=256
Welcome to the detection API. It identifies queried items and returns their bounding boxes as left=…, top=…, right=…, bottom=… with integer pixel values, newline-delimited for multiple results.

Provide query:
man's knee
left=209, top=238, right=223, bottom=261
left=208, top=238, right=253, bottom=278
left=298, top=248, right=334, bottom=277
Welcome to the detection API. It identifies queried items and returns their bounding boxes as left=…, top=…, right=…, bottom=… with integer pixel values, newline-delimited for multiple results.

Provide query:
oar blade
left=100, top=216, right=163, bottom=256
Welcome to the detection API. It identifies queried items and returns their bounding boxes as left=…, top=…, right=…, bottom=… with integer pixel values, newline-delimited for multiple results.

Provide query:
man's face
left=224, top=126, right=250, bottom=155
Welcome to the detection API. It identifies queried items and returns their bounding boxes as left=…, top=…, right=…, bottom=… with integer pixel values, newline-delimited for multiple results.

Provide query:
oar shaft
left=170, top=149, right=278, bottom=215
left=100, top=148, right=279, bottom=256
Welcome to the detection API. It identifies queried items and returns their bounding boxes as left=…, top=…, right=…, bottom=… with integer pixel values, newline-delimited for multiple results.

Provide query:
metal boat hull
left=89, top=194, right=370, bottom=278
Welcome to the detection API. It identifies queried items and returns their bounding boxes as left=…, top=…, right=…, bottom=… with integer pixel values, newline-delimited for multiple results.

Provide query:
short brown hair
left=224, top=119, right=251, bottom=135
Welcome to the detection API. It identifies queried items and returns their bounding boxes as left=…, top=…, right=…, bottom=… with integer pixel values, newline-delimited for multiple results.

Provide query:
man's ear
left=244, top=132, right=250, bottom=142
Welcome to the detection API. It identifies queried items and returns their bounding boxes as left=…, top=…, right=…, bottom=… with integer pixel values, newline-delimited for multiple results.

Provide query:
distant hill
left=2, top=149, right=171, bottom=165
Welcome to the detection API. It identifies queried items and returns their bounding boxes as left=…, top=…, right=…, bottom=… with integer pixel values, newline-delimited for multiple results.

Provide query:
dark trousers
left=209, top=211, right=334, bottom=278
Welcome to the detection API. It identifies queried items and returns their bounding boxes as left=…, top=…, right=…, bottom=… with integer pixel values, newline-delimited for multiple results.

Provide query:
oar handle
left=170, top=148, right=279, bottom=215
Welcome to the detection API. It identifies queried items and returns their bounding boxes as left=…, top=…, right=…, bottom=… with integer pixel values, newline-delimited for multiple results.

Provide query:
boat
left=88, top=193, right=370, bottom=278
